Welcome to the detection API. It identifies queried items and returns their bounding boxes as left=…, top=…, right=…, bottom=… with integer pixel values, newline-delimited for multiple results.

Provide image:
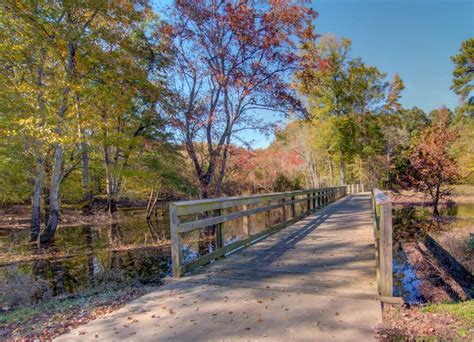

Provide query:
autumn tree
left=1, top=1, right=170, bottom=241
left=166, top=0, right=316, bottom=198
left=396, top=108, right=460, bottom=215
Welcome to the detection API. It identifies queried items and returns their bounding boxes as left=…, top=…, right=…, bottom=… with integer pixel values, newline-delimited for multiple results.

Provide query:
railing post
left=170, top=203, right=182, bottom=278
left=291, top=196, right=296, bottom=218
left=265, top=201, right=271, bottom=227
left=317, top=191, right=321, bottom=208
left=282, top=198, right=286, bottom=221
left=306, top=193, right=311, bottom=212
left=312, top=192, right=316, bottom=209
left=379, top=201, right=393, bottom=297
left=242, top=204, right=250, bottom=237
left=215, top=208, right=224, bottom=251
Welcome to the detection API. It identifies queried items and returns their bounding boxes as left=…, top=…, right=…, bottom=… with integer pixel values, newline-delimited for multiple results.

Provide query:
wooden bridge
left=57, top=186, right=395, bottom=341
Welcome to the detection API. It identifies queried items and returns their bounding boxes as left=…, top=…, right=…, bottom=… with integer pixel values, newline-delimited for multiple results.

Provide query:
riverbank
left=389, top=184, right=474, bottom=207
left=0, top=201, right=151, bottom=230
left=377, top=185, right=474, bottom=340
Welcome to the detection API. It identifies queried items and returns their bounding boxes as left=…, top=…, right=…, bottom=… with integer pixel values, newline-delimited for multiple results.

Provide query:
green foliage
left=273, top=173, right=303, bottom=192
left=451, top=38, right=474, bottom=110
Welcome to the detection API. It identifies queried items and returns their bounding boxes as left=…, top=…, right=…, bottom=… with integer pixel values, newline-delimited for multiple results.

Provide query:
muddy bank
left=403, top=238, right=473, bottom=303
left=0, top=197, right=162, bottom=230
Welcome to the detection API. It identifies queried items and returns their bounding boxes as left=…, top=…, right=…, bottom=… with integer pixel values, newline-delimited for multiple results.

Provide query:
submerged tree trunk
left=41, top=144, right=63, bottom=242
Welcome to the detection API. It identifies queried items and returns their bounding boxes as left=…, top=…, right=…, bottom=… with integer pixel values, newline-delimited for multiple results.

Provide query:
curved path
left=56, top=193, right=381, bottom=341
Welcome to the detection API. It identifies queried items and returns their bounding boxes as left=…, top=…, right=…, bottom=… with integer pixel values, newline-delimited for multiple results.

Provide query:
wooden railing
left=346, top=183, right=365, bottom=194
left=371, top=188, right=393, bottom=297
left=170, top=186, right=347, bottom=277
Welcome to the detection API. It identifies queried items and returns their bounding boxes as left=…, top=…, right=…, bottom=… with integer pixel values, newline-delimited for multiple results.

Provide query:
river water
left=0, top=208, right=178, bottom=309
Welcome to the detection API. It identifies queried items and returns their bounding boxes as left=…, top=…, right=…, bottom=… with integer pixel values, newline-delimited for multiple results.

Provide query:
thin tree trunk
left=433, top=184, right=441, bottom=215
left=81, top=143, right=90, bottom=200
left=76, top=93, right=91, bottom=205
left=31, top=154, right=45, bottom=241
left=31, top=49, right=47, bottom=241
left=340, top=159, right=346, bottom=185
left=385, top=148, right=391, bottom=188
left=328, top=157, right=334, bottom=181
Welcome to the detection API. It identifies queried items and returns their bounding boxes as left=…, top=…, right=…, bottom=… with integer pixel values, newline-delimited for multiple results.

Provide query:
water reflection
left=393, top=250, right=423, bottom=304
left=0, top=207, right=222, bottom=309
left=0, top=210, right=172, bottom=308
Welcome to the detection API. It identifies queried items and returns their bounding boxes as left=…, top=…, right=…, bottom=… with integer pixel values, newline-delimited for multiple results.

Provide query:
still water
left=0, top=209, right=177, bottom=308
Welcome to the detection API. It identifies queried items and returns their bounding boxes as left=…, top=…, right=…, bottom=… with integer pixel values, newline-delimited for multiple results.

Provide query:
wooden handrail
left=371, top=188, right=393, bottom=297
left=170, top=186, right=347, bottom=277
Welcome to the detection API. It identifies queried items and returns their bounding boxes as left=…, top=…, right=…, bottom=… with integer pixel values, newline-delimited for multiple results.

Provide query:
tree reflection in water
left=0, top=210, right=172, bottom=308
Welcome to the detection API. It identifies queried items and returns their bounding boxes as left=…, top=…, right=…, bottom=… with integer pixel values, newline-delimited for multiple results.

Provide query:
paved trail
left=56, top=193, right=381, bottom=341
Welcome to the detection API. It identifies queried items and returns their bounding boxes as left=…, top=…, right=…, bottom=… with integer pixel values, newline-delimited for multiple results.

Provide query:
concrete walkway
left=56, top=193, right=381, bottom=341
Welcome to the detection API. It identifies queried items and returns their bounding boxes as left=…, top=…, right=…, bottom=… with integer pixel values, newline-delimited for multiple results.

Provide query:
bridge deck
left=57, top=193, right=382, bottom=341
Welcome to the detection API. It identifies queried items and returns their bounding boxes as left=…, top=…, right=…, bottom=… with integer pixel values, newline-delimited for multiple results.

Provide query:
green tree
left=0, top=1, right=170, bottom=241
left=451, top=38, right=474, bottom=114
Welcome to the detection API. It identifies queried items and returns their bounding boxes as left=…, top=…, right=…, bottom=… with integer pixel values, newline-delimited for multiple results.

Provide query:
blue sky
left=156, top=0, right=473, bottom=148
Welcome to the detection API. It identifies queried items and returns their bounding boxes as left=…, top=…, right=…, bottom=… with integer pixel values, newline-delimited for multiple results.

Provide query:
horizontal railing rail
left=371, top=188, right=393, bottom=297
left=170, top=186, right=347, bottom=277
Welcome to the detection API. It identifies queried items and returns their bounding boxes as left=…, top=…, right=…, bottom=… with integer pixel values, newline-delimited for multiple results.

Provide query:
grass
left=452, top=184, right=474, bottom=197
left=423, top=300, right=474, bottom=337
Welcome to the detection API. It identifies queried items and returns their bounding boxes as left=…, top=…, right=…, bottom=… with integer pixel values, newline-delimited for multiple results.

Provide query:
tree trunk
left=385, top=149, right=391, bottom=188
left=40, top=143, right=63, bottom=242
left=31, top=47, right=47, bottom=242
left=81, top=143, right=91, bottom=202
left=31, top=154, right=45, bottom=241
left=40, top=41, right=76, bottom=242
left=328, top=157, right=334, bottom=181
left=433, top=184, right=441, bottom=216
left=340, top=159, right=346, bottom=185
left=76, top=93, right=91, bottom=206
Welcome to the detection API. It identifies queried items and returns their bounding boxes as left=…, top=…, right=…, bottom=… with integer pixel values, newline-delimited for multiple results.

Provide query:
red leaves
left=398, top=109, right=460, bottom=208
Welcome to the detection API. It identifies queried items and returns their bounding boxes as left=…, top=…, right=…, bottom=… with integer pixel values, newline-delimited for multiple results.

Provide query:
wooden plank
left=174, top=189, right=326, bottom=215
left=242, top=204, right=250, bottom=237
left=379, top=201, right=393, bottom=297
left=215, top=208, right=224, bottom=251
left=176, top=196, right=316, bottom=233
left=170, top=203, right=182, bottom=278
left=291, top=196, right=296, bottom=218
left=380, top=296, right=404, bottom=305
left=180, top=211, right=312, bottom=275
left=174, top=187, right=345, bottom=216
